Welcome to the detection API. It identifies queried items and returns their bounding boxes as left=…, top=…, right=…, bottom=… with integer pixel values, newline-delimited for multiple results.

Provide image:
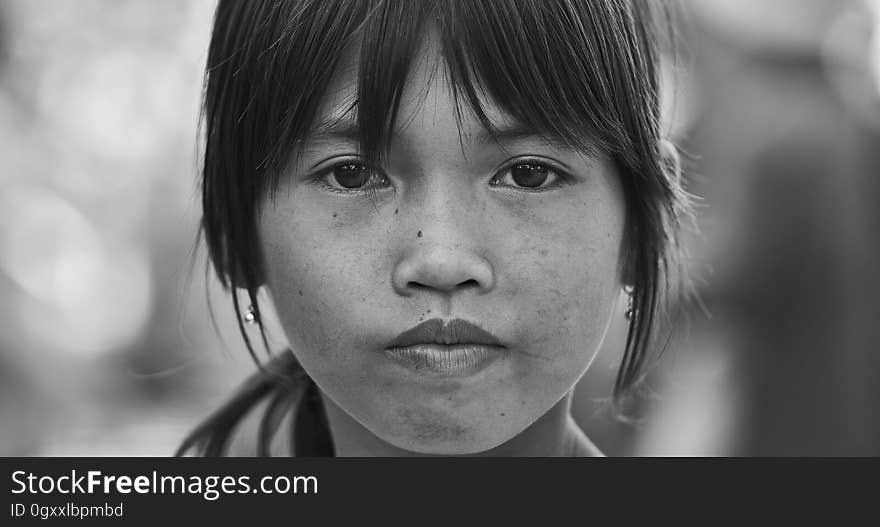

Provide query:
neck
left=319, top=392, right=603, bottom=457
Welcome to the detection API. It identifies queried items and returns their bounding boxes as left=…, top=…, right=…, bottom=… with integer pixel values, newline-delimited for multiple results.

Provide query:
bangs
left=357, top=0, right=659, bottom=172
left=216, top=0, right=660, bottom=195
left=436, top=0, right=647, bottom=162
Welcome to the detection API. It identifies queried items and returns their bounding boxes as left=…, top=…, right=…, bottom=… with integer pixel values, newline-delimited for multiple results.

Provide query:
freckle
left=298, top=290, right=303, bottom=296
left=426, top=309, right=431, bottom=314
left=332, top=212, right=337, bottom=218
left=417, top=230, right=422, bottom=238
left=500, top=413, right=506, bottom=417
left=394, top=208, right=399, bottom=215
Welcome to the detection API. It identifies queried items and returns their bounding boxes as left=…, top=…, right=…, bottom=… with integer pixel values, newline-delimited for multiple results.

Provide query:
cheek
left=257, top=203, right=383, bottom=375
left=501, top=196, right=625, bottom=384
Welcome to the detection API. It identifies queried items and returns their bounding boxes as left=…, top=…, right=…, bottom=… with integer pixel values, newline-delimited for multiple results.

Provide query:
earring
left=243, top=304, right=258, bottom=324
left=623, top=285, right=635, bottom=321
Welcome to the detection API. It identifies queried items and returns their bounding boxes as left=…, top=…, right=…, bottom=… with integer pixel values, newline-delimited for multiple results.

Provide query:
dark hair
left=178, top=0, right=691, bottom=456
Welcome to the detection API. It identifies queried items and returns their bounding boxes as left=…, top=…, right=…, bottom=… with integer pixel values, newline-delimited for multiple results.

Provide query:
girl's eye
left=490, top=162, right=565, bottom=191
left=319, top=162, right=390, bottom=192
left=331, top=163, right=371, bottom=188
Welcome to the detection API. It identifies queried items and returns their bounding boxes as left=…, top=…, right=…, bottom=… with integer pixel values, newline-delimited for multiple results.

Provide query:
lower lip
left=383, top=344, right=503, bottom=376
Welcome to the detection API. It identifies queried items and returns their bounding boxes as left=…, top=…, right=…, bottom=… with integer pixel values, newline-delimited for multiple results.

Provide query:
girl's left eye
left=490, top=162, right=566, bottom=191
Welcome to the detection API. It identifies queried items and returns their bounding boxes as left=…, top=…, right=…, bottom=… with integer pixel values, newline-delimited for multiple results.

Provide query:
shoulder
left=177, top=352, right=306, bottom=457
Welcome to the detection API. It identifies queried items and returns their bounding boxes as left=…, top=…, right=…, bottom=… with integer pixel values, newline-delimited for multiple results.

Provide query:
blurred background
left=0, top=0, right=878, bottom=456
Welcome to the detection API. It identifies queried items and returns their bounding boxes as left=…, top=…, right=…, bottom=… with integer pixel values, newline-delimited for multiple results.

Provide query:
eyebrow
left=309, top=119, right=360, bottom=141
left=478, top=123, right=544, bottom=143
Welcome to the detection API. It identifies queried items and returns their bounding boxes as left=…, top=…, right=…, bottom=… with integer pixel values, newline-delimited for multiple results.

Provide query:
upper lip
left=386, top=318, right=505, bottom=348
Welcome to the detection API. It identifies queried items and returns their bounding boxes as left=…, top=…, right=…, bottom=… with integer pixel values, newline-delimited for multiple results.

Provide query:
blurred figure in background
left=638, top=0, right=880, bottom=455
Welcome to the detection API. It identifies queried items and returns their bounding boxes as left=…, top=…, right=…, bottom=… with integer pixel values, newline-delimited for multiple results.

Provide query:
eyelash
left=309, top=157, right=573, bottom=195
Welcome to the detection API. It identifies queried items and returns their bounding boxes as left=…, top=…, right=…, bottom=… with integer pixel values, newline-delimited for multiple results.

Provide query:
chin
left=376, top=416, right=516, bottom=456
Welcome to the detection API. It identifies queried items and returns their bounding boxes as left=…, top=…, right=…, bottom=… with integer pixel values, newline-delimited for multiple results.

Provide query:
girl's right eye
left=316, top=162, right=391, bottom=192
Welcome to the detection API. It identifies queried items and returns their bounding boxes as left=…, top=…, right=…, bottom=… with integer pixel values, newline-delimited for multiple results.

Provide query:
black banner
left=1, top=458, right=875, bottom=522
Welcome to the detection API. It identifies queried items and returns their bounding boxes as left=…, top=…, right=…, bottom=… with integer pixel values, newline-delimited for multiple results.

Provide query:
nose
left=392, top=243, right=495, bottom=297
left=391, top=194, right=495, bottom=297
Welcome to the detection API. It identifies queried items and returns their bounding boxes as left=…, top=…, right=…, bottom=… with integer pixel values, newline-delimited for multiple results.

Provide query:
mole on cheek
left=417, top=230, right=422, bottom=238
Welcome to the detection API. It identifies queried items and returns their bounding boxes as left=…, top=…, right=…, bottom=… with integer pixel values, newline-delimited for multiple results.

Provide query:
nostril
left=406, top=278, right=481, bottom=293
left=407, top=281, right=429, bottom=291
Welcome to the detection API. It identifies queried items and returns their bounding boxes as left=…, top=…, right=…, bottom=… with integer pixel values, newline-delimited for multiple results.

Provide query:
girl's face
left=258, top=35, right=626, bottom=454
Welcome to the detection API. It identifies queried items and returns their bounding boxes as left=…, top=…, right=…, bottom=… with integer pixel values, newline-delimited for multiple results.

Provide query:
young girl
left=178, top=0, right=690, bottom=457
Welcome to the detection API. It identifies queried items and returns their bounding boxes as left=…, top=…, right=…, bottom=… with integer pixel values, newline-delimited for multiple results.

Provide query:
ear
left=659, top=138, right=682, bottom=185
left=617, top=206, right=637, bottom=289
left=225, top=237, right=268, bottom=291
left=229, top=265, right=261, bottom=291
left=619, top=248, right=637, bottom=290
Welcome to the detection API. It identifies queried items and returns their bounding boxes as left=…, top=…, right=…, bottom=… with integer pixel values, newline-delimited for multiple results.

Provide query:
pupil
left=511, top=164, right=548, bottom=187
left=334, top=164, right=369, bottom=188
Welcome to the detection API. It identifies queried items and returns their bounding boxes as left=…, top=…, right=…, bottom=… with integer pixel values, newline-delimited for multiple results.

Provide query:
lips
left=383, top=318, right=505, bottom=376
left=386, top=318, right=505, bottom=348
